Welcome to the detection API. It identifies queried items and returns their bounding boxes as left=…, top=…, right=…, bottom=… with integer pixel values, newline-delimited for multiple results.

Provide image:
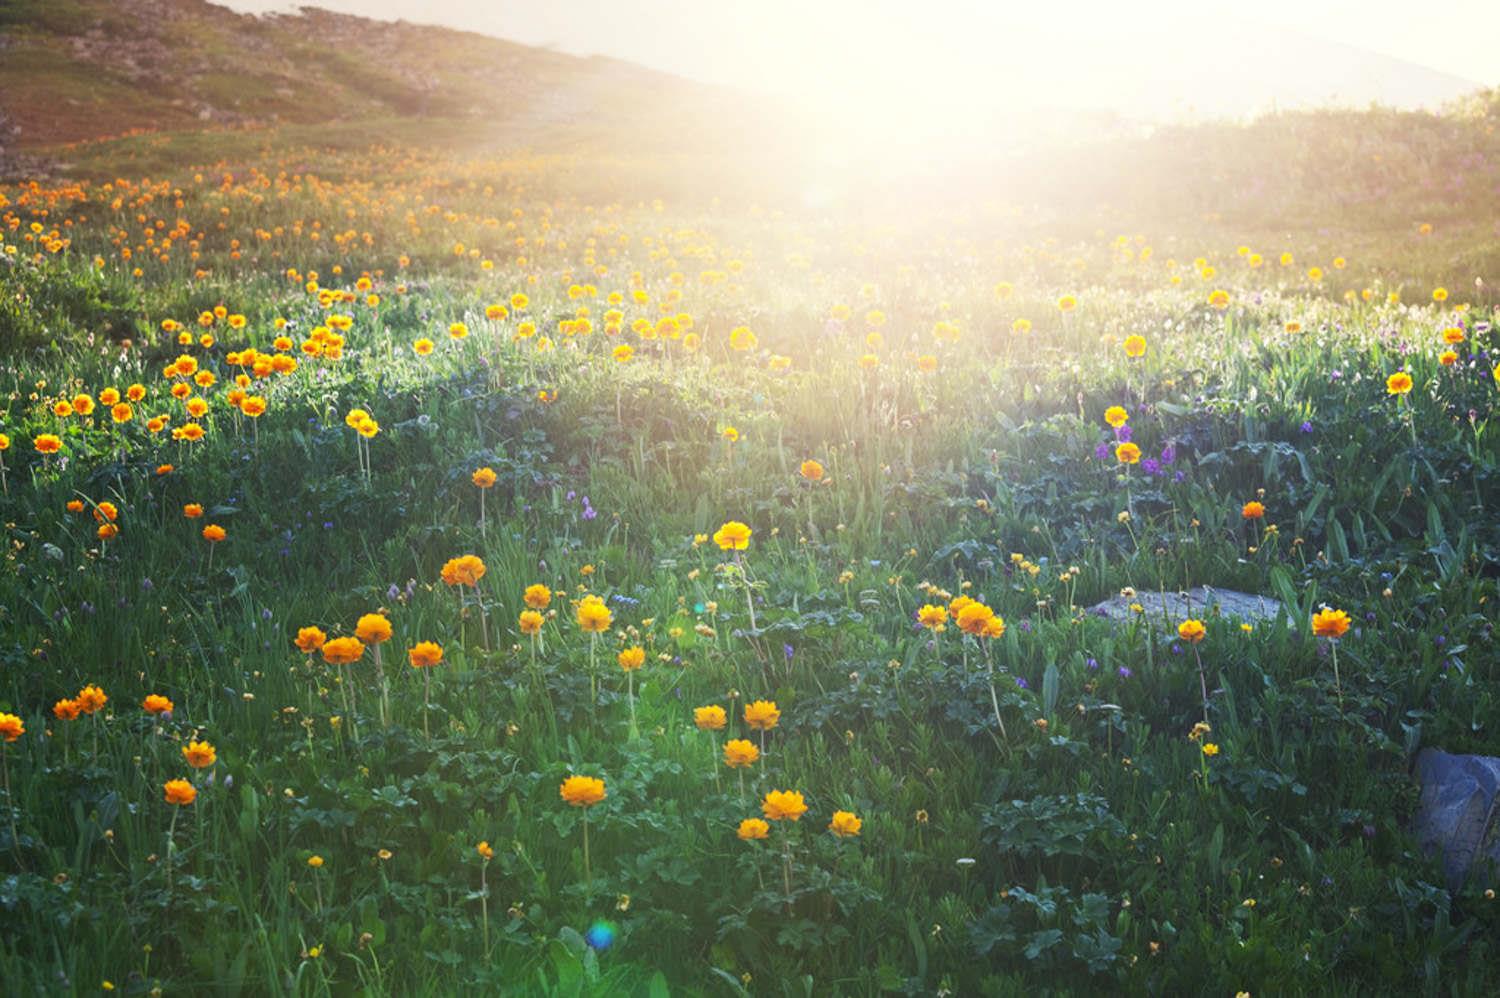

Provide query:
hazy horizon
left=217, top=0, right=1498, bottom=120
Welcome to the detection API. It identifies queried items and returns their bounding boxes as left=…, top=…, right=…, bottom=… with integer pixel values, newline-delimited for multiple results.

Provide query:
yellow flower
left=762, top=789, right=808, bottom=822
left=523, top=584, right=552, bottom=609
left=617, top=646, right=646, bottom=672
left=1123, top=335, right=1147, bottom=358
left=1177, top=619, right=1207, bottom=644
left=713, top=520, right=752, bottom=551
left=1207, top=289, right=1230, bottom=309
left=743, top=699, right=779, bottom=730
left=559, top=775, right=606, bottom=807
left=828, top=810, right=862, bottom=837
left=723, top=739, right=759, bottom=768
left=472, top=467, right=498, bottom=489
left=307, top=855, right=324, bottom=868
left=477, top=840, right=494, bottom=861
left=1115, top=442, right=1141, bottom=465
left=519, top=610, right=544, bottom=636
left=800, top=460, right=824, bottom=481
left=1433, top=287, right=1448, bottom=302
left=1104, top=406, right=1129, bottom=428
left=694, top=705, right=727, bottom=730
left=1202, top=743, right=1220, bottom=757
left=1386, top=372, right=1413, bottom=395
left=917, top=604, right=948, bottom=631
left=576, top=595, right=612, bottom=633
left=737, top=818, right=769, bottom=840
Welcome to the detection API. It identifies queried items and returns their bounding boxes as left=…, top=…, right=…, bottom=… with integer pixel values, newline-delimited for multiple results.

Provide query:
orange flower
left=202, top=524, right=226, bottom=543
left=440, top=554, right=486, bottom=588
left=762, top=789, right=808, bottom=822
left=1386, top=372, right=1413, bottom=395
left=617, top=646, right=646, bottom=672
left=523, top=584, right=552, bottom=609
left=295, top=626, right=327, bottom=653
left=956, top=601, right=997, bottom=636
left=163, top=779, right=197, bottom=806
left=142, top=694, right=174, bottom=715
left=518, top=610, right=544, bottom=636
left=52, top=698, right=81, bottom=721
left=559, top=775, right=606, bottom=807
left=34, top=434, right=63, bottom=454
left=472, top=467, right=498, bottom=489
left=799, top=460, right=825, bottom=481
left=96, top=523, right=119, bottom=541
left=77, top=685, right=107, bottom=714
left=0, top=712, right=23, bottom=743
left=354, top=612, right=393, bottom=645
left=321, top=636, right=365, bottom=665
left=1115, top=442, right=1141, bottom=465
left=1311, top=608, right=1351, bottom=639
left=408, top=641, right=444, bottom=668
left=828, top=810, right=863, bottom=837
left=744, top=699, right=779, bottom=730
left=694, top=705, right=727, bottom=731
left=183, top=503, right=203, bottom=518
left=1241, top=501, right=1265, bottom=519
left=66, top=499, right=85, bottom=513
left=476, top=840, right=494, bottom=861
left=183, top=740, right=217, bottom=768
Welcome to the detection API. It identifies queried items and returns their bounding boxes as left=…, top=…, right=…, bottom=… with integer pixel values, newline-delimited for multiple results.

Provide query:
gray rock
left=1414, top=749, right=1500, bottom=888
left=1086, top=587, right=1283, bottom=625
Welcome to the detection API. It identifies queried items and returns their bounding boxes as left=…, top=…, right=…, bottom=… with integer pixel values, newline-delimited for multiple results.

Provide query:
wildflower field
left=2, top=109, right=1500, bottom=995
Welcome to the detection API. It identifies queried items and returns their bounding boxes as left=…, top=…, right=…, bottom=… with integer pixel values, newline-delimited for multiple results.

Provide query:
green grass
left=0, top=118, right=1499, bottom=996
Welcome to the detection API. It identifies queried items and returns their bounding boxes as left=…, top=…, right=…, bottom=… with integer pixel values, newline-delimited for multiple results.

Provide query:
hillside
left=0, top=0, right=750, bottom=149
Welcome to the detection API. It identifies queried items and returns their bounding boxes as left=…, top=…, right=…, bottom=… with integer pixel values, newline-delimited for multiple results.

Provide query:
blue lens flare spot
left=585, top=920, right=616, bottom=951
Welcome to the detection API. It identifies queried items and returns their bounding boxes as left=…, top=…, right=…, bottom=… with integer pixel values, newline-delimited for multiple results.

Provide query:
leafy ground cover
left=1, top=131, right=1499, bottom=995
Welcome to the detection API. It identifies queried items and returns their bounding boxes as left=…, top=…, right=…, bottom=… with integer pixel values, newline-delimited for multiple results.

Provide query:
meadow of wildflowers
left=1, top=118, right=1499, bottom=996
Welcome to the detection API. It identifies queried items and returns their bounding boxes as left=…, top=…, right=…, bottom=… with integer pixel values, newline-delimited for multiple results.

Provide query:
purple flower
left=1087, top=657, right=1099, bottom=671
left=1094, top=441, right=1110, bottom=460
left=1015, top=677, right=1029, bottom=689
left=1159, top=444, right=1176, bottom=465
left=1141, top=458, right=1161, bottom=476
left=784, top=644, right=795, bottom=661
left=1117, top=666, right=1132, bottom=679
left=1115, top=424, right=1133, bottom=443
left=1300, top=421, right=1314, bottom=433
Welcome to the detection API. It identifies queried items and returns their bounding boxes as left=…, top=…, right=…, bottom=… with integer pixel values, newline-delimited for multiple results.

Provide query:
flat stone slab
left=1086, top=587, right=1283, bottom=625
left=1414, top=748, right=1500, bottom=888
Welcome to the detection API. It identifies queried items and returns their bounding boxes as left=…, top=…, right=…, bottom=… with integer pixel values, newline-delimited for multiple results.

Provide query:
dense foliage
left=1, top=133, right=1498, bottom=996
